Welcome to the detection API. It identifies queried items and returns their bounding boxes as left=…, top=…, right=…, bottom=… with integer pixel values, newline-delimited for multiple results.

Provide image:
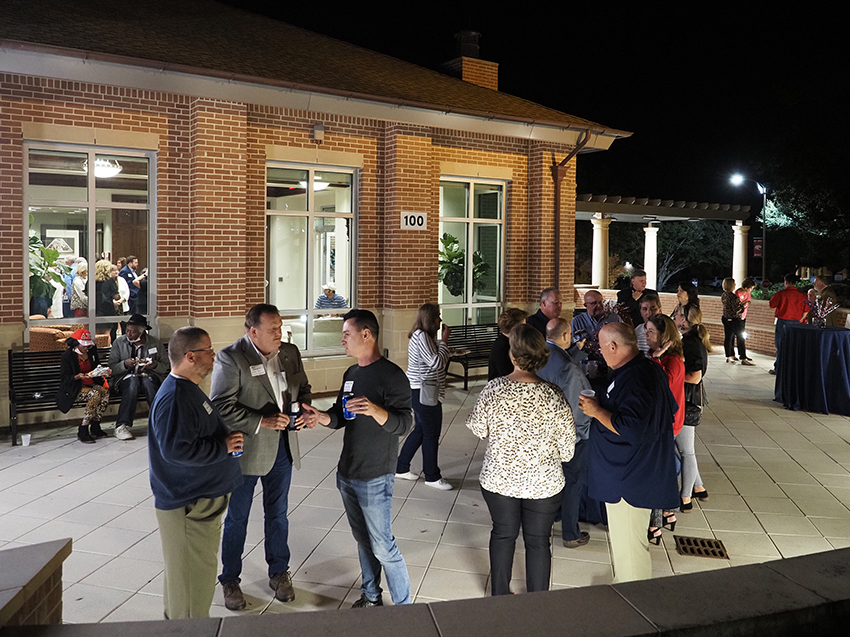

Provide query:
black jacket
left=56, top=346, right=104, bottom=413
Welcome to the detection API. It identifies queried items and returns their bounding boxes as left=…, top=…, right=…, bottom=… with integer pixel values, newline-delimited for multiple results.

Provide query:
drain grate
left=674, top=535, right=729, bottom=559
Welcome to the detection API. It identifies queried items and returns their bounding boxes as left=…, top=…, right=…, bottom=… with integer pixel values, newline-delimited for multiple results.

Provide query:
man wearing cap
left=108, top=313, right=170, bottom=440
left=315, top=283, right=347, bottom=310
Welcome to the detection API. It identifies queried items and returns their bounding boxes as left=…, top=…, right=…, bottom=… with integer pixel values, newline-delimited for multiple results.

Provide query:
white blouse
left=466, top=377, right=576, bottom=499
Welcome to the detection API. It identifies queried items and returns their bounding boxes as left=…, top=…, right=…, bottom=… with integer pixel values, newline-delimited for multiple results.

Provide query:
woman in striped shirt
left=395, top=303, right=453, bottom=490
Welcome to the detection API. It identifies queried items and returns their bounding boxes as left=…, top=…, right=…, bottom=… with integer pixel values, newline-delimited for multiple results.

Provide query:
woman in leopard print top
left=466, top=324, right=576, bottom=596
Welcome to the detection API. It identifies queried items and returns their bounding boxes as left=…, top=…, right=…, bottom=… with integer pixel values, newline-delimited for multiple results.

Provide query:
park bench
left=7, top=345, right=165, bottom=446
left=445, top=323, right=500, bottom=390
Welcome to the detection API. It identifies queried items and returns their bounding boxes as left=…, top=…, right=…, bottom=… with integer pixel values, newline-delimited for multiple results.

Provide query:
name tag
left=607, top=380, right=615, bottom=397
left=202, top=401, right=213, bottom=414
left=250, top=364, right=265, bottom=377
left=148, top=347, right=157, bottom=354
left=343, top=380, right=354, bottom=392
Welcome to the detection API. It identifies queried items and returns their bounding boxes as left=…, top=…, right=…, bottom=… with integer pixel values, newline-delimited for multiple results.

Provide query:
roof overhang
left=576, top=195, right=751, bottom=223
left=1, top=40, right=630, bottom=151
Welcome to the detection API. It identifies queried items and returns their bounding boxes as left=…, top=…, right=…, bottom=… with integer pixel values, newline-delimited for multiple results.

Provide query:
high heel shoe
left=647, top=526, right=662, bottom=546
left=692, top=489, right=708, bottom=500
left=680, top=499, right=693, bottom=512
left=662, top=512, right=677, bottom=532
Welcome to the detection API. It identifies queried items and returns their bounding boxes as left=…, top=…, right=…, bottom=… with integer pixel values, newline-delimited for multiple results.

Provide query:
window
left=24, top=144, right=155, bottom=343
left=438, top=179, right=505, bottom=325
left=266, top=164, right=355, bottom=353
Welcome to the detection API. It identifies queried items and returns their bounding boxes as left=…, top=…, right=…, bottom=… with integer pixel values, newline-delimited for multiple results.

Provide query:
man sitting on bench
left=108, top=314, right=169, bottom=440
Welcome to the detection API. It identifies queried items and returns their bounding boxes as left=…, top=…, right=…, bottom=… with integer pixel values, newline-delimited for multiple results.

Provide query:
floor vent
left=674, top=536, right=729, bottom=559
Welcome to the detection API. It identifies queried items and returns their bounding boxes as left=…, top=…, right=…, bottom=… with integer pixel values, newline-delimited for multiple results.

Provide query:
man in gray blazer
left=212, top=304, right=315, bottom=610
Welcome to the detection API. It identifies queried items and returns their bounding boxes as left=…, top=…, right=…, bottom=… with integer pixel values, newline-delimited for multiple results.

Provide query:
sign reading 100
left=400, top=212, right=427, bottom=230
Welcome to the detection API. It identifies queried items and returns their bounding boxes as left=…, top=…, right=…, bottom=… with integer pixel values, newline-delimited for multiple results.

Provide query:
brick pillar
left=381, top=124, right=437, bottom=364
left=188, top=99, right=248, bottom=321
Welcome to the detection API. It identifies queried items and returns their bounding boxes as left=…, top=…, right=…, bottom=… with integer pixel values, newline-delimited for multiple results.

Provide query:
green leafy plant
left=438, top=232, right=489, bottom=298
left=29, top=216, right=68, bottom=302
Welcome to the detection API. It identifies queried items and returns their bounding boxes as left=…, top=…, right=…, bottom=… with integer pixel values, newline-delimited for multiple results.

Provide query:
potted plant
left=29, top=216, right=69, bottom=316
left=438, top=232, right=489, bottom=298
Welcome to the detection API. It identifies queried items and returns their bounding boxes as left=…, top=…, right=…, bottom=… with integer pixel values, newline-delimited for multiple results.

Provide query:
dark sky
left=220, top=2, right=846, bottom=211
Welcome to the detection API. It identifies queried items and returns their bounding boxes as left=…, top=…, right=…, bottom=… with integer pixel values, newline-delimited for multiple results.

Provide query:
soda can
left=342, top=392, right=356, bottom=420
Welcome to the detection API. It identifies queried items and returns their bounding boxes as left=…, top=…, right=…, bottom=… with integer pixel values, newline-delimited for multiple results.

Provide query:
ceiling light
left=84, top=158, right=122, bottom=179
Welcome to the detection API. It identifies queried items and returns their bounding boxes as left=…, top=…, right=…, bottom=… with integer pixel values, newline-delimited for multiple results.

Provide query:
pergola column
left=643, top=223, right=659, bottom=290
left=732, top=222, right=750, bottom=288
left=591, top=214, right=612, bottom=288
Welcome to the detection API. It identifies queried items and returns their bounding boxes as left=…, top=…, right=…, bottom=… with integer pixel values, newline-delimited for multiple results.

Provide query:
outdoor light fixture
left=298, top=181, right=330, bottom=191
left=83, top=158, right=122, bottom=178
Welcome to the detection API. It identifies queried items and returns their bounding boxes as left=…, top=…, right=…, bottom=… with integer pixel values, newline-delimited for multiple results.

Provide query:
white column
left=591, top=215, right=612, bottom=288
left=732, top=223, right=750, bottom=289
left=643, top=223, right=659, bottom=290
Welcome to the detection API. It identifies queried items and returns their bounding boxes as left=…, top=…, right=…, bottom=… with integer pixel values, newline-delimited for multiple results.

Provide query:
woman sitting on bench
left=55, top=328, right=112, bottom=444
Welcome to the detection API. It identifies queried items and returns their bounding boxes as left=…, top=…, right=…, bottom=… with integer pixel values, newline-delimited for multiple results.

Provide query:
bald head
left=546, top=317, right=571, bottom=348
left=584, top=290, right=605, bottom=319
left=598, top=323, right=639, bottom=369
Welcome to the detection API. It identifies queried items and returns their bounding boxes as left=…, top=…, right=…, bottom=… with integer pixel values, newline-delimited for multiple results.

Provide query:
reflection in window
left=25, top=145, right=154, bottom=343
left=267, top=164, right=355, bottom=353
left=438, top=179, right=504, bottom=325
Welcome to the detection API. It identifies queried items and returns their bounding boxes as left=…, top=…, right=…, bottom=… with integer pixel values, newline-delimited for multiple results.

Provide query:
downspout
left=550, top=130, right=590, bottom=289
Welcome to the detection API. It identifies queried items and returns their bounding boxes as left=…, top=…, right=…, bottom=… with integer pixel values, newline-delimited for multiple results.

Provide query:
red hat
left=70, top=329, right=94, bottom=346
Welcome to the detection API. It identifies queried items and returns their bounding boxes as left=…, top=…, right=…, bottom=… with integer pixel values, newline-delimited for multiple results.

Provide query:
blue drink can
left=342, top=392, right=356, bottom=420
left=231, top=449, right=243, bottom=457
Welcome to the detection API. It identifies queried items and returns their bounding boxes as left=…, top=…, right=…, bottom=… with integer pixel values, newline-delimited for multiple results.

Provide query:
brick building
left=0, top=0, right=630, bottom=405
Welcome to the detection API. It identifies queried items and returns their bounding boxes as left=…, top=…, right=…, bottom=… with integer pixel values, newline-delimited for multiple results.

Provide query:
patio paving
left=2, top=348, right=850, bottom=623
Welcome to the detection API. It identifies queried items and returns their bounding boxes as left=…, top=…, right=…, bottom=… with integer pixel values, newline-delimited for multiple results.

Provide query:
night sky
left=220, top=2, right=846, bottom=213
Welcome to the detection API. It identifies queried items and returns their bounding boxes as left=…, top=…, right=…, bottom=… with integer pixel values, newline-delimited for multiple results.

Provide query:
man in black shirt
left=617, top=270, right=657, bottom=327
left=303, top=309, right=412, bottom=608
left=527, top=287, right=563, bottom=336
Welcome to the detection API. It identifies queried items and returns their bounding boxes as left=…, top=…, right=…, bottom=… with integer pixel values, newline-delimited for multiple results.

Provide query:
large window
left=24, top=145, right=155, bottom=344
left=438, top=179, right=504, bottom=325
left=266, top=164, right=355, bottom=353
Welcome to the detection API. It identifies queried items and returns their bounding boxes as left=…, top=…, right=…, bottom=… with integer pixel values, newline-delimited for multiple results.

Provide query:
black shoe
left=78, top=425, right=95, bottom=444
left=662, top=512, right=677, bottom=532
left=680, top=500, right=693, bottom=512
left=352, top=593, right=383, bottom=608
left=269, top=571, right=295, bottom=602
left=562, top=531, right=590, bottom=548
left=647, top=527, right=662, bottom=546
left=222, top=581, right=246, bottom=611
left=768, top=369, right=777, bottom=376
left=692, top=489, right=709, bottom=500
left=89, top=421, right=108, bottom=438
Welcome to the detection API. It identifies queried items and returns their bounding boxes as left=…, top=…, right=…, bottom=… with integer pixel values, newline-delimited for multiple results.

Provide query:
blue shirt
left=587, top=354, right=679, bottom=509
left=315, top=293, right=347, bottom=309
left=148, top=375, right=242, bottom=510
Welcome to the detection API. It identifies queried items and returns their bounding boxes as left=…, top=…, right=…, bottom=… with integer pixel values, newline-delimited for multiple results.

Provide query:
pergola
left=576, top=194, right=752, bottom=290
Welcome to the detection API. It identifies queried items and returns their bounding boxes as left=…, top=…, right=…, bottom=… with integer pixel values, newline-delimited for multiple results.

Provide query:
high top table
left=775, top=324, right=850, bottom=416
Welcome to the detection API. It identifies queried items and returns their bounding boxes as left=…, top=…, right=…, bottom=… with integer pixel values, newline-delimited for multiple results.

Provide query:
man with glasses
left=212, top=304, right=315, bottom=610
left=149, top=327, right=243, bottom=619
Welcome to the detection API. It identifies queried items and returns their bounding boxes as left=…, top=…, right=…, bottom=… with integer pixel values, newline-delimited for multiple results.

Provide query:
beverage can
left=342, top=392, right=356, bottom=420
left=288, top=401, right=300, bottom=430
left=231, top=449, right=243, bottom=457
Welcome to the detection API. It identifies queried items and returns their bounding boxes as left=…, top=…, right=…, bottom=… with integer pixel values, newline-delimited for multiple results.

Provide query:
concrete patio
left=2, top=348, right=850, bottom=624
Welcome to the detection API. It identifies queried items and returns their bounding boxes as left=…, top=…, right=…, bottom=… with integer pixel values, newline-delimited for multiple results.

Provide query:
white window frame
left=438, top=176, right=506, bottom=325
left=22, top=141, right=157, bottom=338
left=265, top=162, right=357, bottom=355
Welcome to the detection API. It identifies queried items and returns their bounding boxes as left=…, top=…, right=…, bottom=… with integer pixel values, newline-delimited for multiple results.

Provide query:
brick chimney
left=440, top=31, right=499, bottom=91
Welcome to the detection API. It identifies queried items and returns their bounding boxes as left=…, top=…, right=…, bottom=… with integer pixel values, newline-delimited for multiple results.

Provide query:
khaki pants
left=606, top=498, right=652, bottom=584
left=155, top=495, right=229, bottom=619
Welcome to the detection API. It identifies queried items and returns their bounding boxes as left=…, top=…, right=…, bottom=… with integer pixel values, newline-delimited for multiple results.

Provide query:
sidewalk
left=2, top=349, right=850, bottom=623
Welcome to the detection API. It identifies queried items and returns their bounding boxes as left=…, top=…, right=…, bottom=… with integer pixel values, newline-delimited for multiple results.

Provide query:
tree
left=655, top=221, right=732, bottom=289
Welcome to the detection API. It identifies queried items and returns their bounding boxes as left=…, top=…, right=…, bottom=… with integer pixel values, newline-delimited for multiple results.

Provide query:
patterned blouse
left=721, top=290, right=744, bottom=319
left=466, top=377, right=576, bottom=499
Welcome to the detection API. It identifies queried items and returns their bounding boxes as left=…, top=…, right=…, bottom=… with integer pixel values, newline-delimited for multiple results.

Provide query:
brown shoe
left=269, top=571, right=295, bottom=602
left=222, top=581, right=246, bottom=611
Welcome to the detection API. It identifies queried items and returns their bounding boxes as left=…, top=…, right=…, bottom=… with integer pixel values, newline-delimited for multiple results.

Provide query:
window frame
left=22, top=141, right=157, bottom=339
left=265, top=161, right=358, bottom=355
left=438, top=176, right=506, bottom=325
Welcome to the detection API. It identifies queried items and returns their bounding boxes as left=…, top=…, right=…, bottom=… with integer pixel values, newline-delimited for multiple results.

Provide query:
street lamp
left=731, top=174, right=768, bottom=284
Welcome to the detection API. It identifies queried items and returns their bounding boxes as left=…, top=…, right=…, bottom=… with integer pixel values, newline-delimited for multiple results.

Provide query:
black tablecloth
left=775, top=324, right=850, bottom=416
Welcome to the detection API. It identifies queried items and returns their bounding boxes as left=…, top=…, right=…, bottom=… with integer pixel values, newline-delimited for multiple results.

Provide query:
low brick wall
left=0, top=538, right=70, bottom=628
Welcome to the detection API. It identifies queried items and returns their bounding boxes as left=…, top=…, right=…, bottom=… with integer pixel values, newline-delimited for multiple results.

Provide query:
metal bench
left=445, top=323, right=500, bottom=390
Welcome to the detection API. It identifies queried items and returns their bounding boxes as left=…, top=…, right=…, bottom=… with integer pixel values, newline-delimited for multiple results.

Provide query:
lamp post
left=731, top=174, right=768, bottom=284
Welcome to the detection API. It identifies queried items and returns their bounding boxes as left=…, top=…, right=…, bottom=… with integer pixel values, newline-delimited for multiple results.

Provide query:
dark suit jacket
left=617, top=287, right=658, bottom=326
left=210, top=335, right=312, bottom=473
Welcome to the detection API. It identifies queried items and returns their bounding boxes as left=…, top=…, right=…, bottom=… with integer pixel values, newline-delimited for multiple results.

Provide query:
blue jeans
left=115, top=373, right=160, bottom=428
left=219, top=435, right=291, bottom=583
left=336, top=472, right=411, bottom=604
left=396, top=389, right=443, bottom=482
left=560, top=438, right=588, bottom=541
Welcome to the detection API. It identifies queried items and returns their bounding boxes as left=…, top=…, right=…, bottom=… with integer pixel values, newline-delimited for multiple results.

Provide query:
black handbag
left=683, top=381, right=703, bottom=426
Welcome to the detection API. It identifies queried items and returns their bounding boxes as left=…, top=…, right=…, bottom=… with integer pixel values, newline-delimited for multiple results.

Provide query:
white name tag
left=250, top=364, right=265, bottom=377
left=202, top=401, right=213, bottom=414
left=343, top=380, right=354, bottom=392
left=607, top=381, right=615, bottom=397
left=148, top=347, right=157, bottom=354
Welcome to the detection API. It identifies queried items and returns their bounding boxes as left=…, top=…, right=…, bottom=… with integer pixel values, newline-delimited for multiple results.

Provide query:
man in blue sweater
left=148, top=326, right=243, bottom=619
